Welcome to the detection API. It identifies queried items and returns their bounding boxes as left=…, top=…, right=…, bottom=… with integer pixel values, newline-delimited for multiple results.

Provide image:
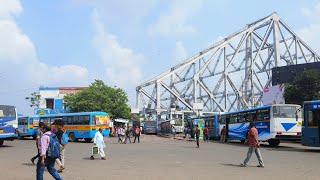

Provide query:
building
left=38, top=86, right=86, bottom=113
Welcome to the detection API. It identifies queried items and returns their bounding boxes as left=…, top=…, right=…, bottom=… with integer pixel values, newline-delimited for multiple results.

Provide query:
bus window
left=62, top=116, right=68, bottom=125
left=219, top=116, right=226, bottom=124
left=73, top=116, right=80, bottom=125
left=79, top=116, right=90, bottom=125
left=239, top=112, right=247, bottom=123
left=67, top=116, right=73, bottom=125
left=273, top=106, right=298, bottom=118
left=229, top=114, right=237, bottom=124
left=257, top=109, right=270, bottom=122
left=307, top=110, right=320, bottom=127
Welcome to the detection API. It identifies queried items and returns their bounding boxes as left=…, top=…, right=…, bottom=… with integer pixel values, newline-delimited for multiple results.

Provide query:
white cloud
left=174, top=41, right=187, bottom=63
left=148, top=0, right=203, bottom=36
left=92, top=10, right=143, bottom=89
left=0, top=0, right=89, bottom=114
left=299, top=2, right=320, bottom=52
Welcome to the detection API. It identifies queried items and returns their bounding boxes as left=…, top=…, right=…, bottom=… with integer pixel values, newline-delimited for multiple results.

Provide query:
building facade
left=38, top=86, right=86, bottom=113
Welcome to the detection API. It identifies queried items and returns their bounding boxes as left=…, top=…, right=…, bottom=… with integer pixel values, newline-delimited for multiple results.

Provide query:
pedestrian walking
left=36, top=125, right=62, bottom=180
left=220, top=126, right=227, bottom=143
left=55, top=120, right=68, bottom=173
left=133, top=126, right=141, bottom=143
left=241, top=121, right=265, bottom=168
left=31, top=122, right=45, bottom=165
left=195, top=125, right=200, bottom=148
left=90, top=128, right=106, bottom=160
left=124, top=126, right=132, bottom=144
left=184, top=126, right=188, bottom=139
left=171, top=125, right=176, bottom=138
left=203, top=126, right=209, bottom=142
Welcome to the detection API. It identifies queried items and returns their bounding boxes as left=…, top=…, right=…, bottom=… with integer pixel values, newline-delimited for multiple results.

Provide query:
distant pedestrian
left=55, top=120, right=68, bottom=173
left=195, top=125, right=200, bottom=148
left=203, top=126, right=209, bottom=142
left=241, top=121, right=264, bottom=168
left=31, top=122, right=45, bottom=165
left=36, top=125, right=62, bottom=180
left=124, top=126, right=132, bottom=144
left=183, top=126, right=188, bottom=138
left=171, top=125, right=176, bottom=138
left=220, top=126, right=227, bottom=143
left=133, top=126, right=141, bottom=143
left=90, top=128, right=106, bottom=160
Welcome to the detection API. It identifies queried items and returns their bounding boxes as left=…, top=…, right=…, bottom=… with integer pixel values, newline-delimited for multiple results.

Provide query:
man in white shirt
left=91, top=128, right=106, bottom=160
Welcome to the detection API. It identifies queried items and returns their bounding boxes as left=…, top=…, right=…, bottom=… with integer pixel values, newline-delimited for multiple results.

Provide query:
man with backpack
left=36, top=125, right=62, bottom=180
left=55, top=120, right=68, bottom=173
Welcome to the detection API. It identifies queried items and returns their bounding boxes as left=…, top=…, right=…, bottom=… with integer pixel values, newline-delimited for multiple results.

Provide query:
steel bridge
left=136, top=13, right=320, bottom=117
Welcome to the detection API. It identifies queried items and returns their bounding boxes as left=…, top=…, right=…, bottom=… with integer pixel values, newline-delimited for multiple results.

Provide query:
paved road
left=1, top=135, right=320, bottom=180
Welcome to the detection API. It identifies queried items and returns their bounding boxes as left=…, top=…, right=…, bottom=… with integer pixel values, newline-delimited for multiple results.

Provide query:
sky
left=1, top=0, right=320, bottom=114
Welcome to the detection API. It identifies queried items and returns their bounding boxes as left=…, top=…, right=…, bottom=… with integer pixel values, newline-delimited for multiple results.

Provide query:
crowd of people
left=114, top=125, right=141, bottom=144
left=29, top=118, right=263, bottom=180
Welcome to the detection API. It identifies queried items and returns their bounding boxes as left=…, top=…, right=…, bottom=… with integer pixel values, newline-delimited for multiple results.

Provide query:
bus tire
left=0, top=140, right=3, bottom=146
left=84, top=138, right=92, bottom=143
left=240, top=140, right=246, bottom=144
left=32, top=135, right=37, bottom=140
left=69, top=133, right=76, bottom=142
left=268, top=139, right=280, bottom=147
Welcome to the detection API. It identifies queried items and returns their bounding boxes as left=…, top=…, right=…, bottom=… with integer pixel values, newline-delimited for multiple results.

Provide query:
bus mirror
left=295, top=114, right=298, bottom=121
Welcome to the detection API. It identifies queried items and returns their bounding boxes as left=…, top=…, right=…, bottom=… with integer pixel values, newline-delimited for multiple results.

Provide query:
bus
left=171, top=118, right=185, bottom=133
left=18, top=116, right=39, bottom=139
left=0, top=105, right=18, bottom=146
left=203, top=115, right=220, bottom=140
left=38, top=112, right=111, bottom=142
left=301, top=100, right=320, bottom=147
left=220, top=104, right=302, bottom=147
left=143, top=120, right=157, bottom=134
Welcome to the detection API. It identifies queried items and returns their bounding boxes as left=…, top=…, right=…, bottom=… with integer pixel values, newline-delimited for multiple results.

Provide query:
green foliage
left=25, top=92, right=41, bottom=108
left=284, top=69, right=320, bottom=105
left=64, top=80, right=131, bottom=119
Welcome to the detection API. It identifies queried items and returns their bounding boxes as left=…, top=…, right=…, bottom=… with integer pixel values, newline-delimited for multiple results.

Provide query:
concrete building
left=38, top=86, right=86, bottom=113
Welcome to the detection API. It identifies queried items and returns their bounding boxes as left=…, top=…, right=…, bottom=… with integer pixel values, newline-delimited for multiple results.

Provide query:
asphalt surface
left=1, top=135, right=320, bottom=180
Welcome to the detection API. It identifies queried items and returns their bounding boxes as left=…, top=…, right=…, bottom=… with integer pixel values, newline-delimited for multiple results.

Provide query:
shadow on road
left=22, top=162, right=35, bottom=167
left=220, top=163, right=258, bottom=168
left=0, top=145, right=14, bottom=148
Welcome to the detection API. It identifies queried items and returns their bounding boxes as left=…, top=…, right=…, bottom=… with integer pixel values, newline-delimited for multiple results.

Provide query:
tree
left=25, top=92, right=41, bottom=108
left=64, top=80, right=131, bottom=119
left=284, top=69, right=320, bottom=105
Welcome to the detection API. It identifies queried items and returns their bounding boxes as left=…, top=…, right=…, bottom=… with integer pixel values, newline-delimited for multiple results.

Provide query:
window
left=307, top=110, right=320, bottom=127
left=257, top=109, right=270, bottom=122
left=73, top=116, right=80, bottom=125
left=229, top=114, right=237, bottom=124
left=18, top=118, right=27, bottom=125
left=79, top=116, right=90, bottom=125
left=238, top=112, right=248, bottom=123
left=0, top=105, right=16, bottom=118
left=67, top=116, right=73, bottom=125
left=219, top=116, right=226, bottom=124
left=62, top=116, right=68, bottom=125
left=273, top=106, right=299, bottom=118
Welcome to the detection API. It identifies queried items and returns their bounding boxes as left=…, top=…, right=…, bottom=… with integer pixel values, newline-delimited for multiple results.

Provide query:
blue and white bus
left=220, top=104, right=302, bottom=147
left=301, top=100, right=320, bottom=147
left=0, top=105, right=18, bottom=146
left=18, top=116, right=39, bottom=139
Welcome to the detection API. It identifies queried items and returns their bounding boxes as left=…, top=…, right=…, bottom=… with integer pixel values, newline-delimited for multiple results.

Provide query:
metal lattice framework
left=136, top=13, right=320, bottom=115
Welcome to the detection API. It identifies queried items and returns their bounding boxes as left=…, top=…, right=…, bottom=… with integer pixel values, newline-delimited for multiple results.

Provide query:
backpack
left=61, top=133, right=69, bottom=145
left=46, top=134, right=61, bottom=159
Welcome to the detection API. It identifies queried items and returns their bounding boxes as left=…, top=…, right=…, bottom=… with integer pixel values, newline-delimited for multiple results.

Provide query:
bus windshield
left=0, top=105, right=16, bottom=118
left=173, top=119, right=183, bottom=126
left=95, top=115, right=110, bottom=125
left=273, top=106, right=301, bottom=118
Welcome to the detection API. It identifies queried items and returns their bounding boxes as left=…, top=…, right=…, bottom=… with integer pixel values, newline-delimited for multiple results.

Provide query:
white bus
left=219, top=104, right=302, bottom=147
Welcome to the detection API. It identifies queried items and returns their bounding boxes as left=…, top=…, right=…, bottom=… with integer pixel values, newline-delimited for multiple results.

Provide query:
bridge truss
left=136, top=13, right=320, bottom=115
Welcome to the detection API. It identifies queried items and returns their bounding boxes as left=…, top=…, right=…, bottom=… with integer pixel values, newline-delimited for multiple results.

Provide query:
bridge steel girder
left=136, top=12, right=320, bottom=115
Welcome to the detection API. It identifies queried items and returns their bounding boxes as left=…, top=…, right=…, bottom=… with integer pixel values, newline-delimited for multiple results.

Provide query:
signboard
left=262, top=85, right=285, bottom=105
left=95, top=116, right=110, bottom=125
